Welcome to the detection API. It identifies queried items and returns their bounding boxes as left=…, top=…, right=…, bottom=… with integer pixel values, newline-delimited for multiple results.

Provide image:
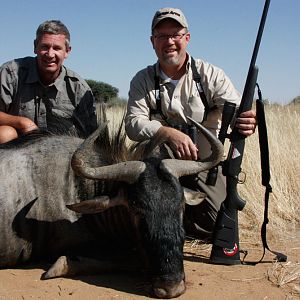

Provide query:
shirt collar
left=53, top=66, right=66, bottom=92
left=155, top=52, right=191, bottom=84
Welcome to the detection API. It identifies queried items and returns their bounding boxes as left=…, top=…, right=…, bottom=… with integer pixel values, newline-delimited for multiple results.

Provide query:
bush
left=86, top=79, right=119, bottom=103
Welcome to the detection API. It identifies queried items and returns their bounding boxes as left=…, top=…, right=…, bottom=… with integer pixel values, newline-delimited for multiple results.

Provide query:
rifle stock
left=210, top=0, right=270, bottom=264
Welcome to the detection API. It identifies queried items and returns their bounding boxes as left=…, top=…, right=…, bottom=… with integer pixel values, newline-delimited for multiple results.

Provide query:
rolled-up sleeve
left=0, top=63, right=15, bottom=112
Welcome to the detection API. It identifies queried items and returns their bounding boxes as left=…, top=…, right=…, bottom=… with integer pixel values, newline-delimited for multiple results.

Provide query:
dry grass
left=239, top=103, right=300, bottom=243
left=239, top=103, right=300, bottom=294
left=268, top=261, right=300, bottom=296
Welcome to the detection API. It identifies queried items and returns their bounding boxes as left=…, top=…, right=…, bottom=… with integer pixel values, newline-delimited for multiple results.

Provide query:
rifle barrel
left=239, top=0, right=271, bottom=115
left=249, top=0, right=271, bottom=70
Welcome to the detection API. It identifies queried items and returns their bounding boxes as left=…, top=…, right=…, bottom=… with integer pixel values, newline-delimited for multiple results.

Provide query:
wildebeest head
left=68, top=116, right=223, bottom=298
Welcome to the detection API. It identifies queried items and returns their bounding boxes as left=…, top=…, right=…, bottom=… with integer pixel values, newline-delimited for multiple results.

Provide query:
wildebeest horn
left=72, top=117, right=223, bottom=183
left=160, top=116, right=224, bottom=178
left=71, top=125, right=146, bottom=184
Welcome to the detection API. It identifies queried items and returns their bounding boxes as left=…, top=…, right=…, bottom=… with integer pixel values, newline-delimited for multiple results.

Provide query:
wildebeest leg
left=41, top=255, right=138, bottom=280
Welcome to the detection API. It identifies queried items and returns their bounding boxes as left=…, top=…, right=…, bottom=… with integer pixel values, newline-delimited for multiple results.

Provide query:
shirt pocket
left=19, top=100, right=35, bottom=120
left=51, top=97, right=74, bottom=119
left=187, top=94, right=205, bottom=123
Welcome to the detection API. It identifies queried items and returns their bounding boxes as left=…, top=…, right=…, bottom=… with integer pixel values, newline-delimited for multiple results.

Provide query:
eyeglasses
left=153, top=32, right=187, bottom=41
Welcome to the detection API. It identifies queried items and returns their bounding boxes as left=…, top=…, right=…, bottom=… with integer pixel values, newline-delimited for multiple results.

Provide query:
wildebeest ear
left=183, top=187, right=207, bottom=206
left=67, top=191, right=128, bottom=214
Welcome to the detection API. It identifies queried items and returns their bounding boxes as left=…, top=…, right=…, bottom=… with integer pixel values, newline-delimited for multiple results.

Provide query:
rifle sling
left=256, top=84, right=287, bottom=263
left=190, top=57, right=210, bottom=121
left=242, top=84, right=287, bottom=265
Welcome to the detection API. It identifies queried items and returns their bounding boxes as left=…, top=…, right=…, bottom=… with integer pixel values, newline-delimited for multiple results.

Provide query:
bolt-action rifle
left=209, top=0, right=272, bottom=264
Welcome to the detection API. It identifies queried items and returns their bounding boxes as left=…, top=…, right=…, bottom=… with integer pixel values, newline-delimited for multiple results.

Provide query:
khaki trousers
left=180, top=166, right=226, bottom=241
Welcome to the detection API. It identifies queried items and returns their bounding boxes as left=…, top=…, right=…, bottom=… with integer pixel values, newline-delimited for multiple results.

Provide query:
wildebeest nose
left=152, top=279, right=186, bottom=299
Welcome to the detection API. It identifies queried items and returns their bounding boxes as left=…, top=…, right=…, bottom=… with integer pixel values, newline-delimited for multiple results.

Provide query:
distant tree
left=86, top=79, right=119, bottom=103
left=291, top=96, right=300, bottom=105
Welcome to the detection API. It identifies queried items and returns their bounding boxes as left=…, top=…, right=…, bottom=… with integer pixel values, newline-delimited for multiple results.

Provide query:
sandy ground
left=0, top=239, right=299, bottom=300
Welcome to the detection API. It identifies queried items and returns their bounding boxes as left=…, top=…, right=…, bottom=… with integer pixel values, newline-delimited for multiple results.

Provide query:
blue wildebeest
left=0, top=113, right=223, bottom=298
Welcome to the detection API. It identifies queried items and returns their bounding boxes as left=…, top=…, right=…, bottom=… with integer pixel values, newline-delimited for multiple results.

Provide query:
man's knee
left=0, top=125, right=18, bottom=144
left=184, top=200, right=218, bottom=239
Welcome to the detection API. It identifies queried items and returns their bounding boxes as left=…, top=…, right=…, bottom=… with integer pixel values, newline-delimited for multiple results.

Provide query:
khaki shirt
left=0, top=57, right=97, bottom=137
left=125, top=54, right=241, bottom=159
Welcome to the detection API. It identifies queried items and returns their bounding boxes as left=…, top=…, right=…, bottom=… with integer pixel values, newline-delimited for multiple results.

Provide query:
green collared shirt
left=0, top=57, right=97, bottom=137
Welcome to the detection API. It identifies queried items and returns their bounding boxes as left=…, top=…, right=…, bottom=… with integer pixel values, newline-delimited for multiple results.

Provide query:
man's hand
left=235, top=109, right=257, bottom=136
left=156, top=126, right=198, bottom=160
left=0, top=112, right=38, bottom=134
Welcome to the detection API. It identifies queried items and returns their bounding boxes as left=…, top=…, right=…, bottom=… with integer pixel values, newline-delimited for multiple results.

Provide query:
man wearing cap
left=125, top=8, right=257, bottom=240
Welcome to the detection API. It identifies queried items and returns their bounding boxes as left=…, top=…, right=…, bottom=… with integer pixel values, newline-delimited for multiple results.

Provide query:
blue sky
left=1, top=0, right=299, bottom=104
